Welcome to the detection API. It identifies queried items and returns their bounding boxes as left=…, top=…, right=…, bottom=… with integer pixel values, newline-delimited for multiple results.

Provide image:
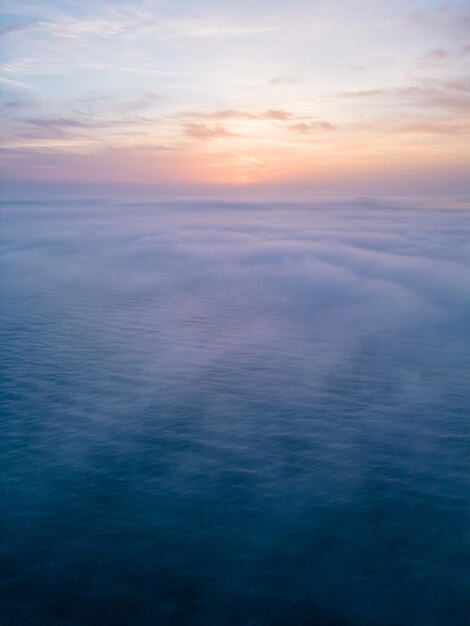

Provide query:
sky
left=0, top=0, right=469, bottom=199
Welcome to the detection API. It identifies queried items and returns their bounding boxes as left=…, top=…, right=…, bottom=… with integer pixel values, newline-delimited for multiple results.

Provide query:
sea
left=1, top=198, right=469, bottom=625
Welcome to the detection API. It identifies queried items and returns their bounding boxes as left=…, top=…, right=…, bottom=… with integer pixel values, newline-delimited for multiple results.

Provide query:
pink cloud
left=183, top=123, right=239, bottom=140
left=289, top=121, right=336, bottom=133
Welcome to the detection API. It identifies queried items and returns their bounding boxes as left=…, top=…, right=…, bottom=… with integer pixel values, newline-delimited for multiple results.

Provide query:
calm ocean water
left=1, top=200, right=469, bottom=625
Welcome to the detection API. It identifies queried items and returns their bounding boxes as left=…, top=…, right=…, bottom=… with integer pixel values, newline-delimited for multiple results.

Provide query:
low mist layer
left=1, top=200, right=469, bottom=625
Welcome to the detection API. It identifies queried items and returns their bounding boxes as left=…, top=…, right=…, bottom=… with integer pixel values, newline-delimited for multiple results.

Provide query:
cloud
left=425, top=48, right=451, bottom=61
left=412, top=81, right=470, bottom=113
left=398, top=121, right=470, bottom=135
left=0, top=76, right=37, bottom=90
left=185, top=110, right=259, bottom=121
left=269, top=75, right=295, bottom=85
left=46, top=16, right=129, bottom=40
left=406, top=8, right=470, bottom=39
left=179, top=109, right=336, bottom=142
left=182, top=109, right=296, bottom=122
left=334, top=89, right=387, bottom=99
left=17, top=114, right=162, bottom=133
left=183, top=123, right=239, bottom=140
left=0, top=13, right=37, bottom=36
left=289, top=121, right=336, bottom=133
left=461, top=44, right=470, bottom=57
left=25, top=118, right=92, bottom=129
left=445, top=78, right=470, bottom=93
left=42, top=10, right=274, bottom=43
left=261, top=109, right=293, bottom=120
left=443, top=9, right=470, bottom=38
left=269, top=74, right=296, bottom=85
left=0, top=96, right=32, bottom=111
left=333, top=79, right=470, bottom=113
left=424, top=45, right=470, bottom=62
left=120, top=92, right=162, bottom=112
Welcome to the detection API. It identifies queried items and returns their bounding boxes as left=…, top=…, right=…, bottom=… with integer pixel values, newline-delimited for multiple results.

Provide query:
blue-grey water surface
left=1, top=200, right=469, bottom=625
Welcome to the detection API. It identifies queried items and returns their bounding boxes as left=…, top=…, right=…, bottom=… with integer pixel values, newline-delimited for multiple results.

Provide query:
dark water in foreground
left=1, top=200, right=469, bottom=625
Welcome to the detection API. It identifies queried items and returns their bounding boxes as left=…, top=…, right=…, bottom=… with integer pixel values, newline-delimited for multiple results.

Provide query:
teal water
left=1, top=201, right=469, bottom=625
